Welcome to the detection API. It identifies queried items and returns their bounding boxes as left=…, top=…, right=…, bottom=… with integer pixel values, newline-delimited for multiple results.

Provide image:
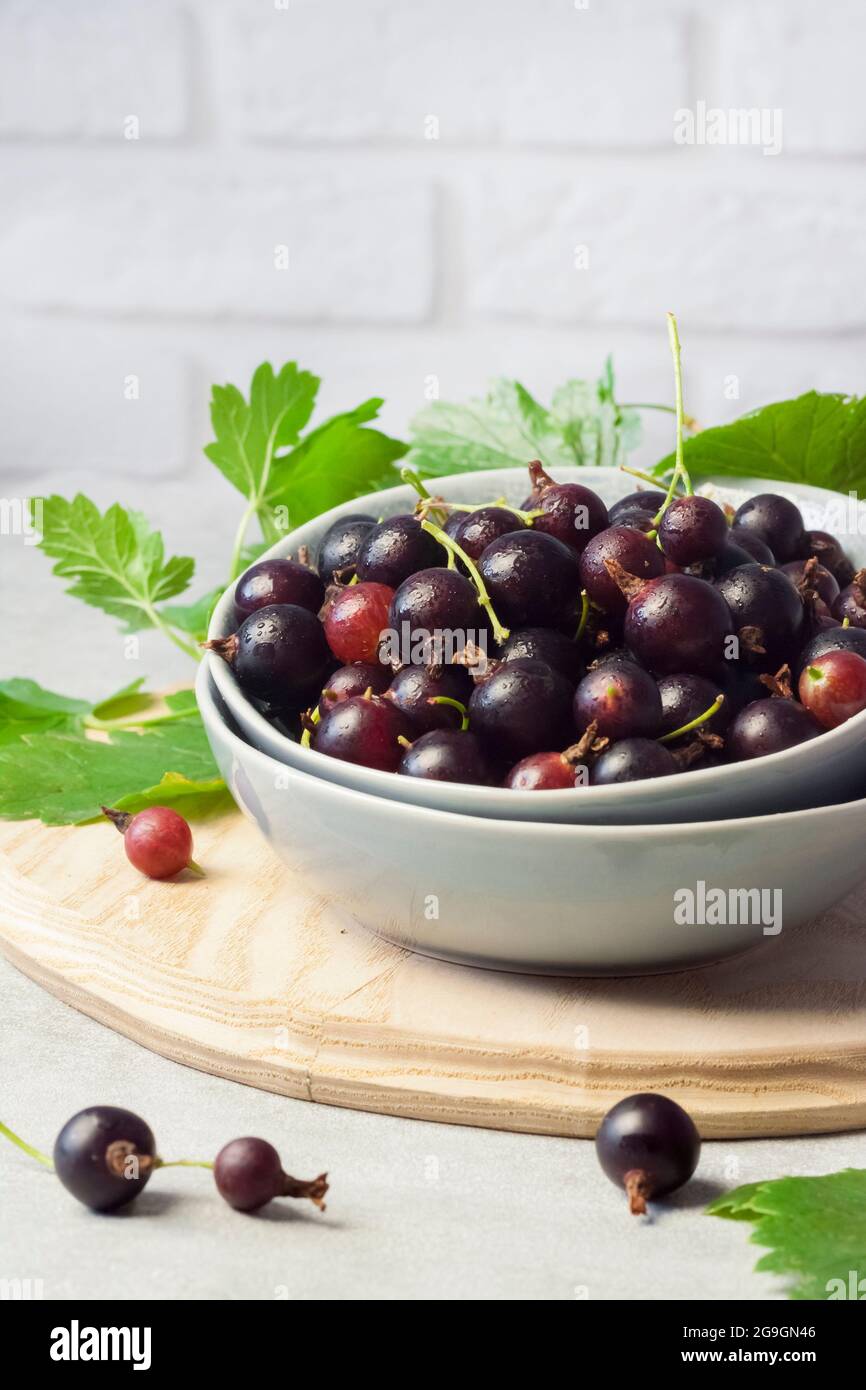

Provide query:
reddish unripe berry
left=506, top=751, right=582, bottom=790
left=102, top=805, right=196, bottom=880
left=321, top=582, right=394, bottom=664
left=798, top=650, right=866, bottom=729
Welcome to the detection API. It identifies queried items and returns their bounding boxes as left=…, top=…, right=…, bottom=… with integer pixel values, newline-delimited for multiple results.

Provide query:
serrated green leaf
left=205, top=362, right=320, bottom=500
left=708, top=1169, right=866, bottom=1300
left=268, top=406, right=408, bottom=528
left=34, top=494, right=195, bottom=632
left=653, top=392, right=866, bottom=495
left=705, top=1181, right=768, bottom=1222
left=407, top=371, right=640, bottom=478
left=0, top=678, right=91, bottom=719
left=0, top=719, right=220, bottom=825
left=109, top=770, right=231, bottom=820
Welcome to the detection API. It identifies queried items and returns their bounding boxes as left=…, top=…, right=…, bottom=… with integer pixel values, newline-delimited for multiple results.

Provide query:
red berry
left=321, top=582, right=394, bottom=664
left=506, top=751, right=579, bottom=790
left=798, top=650, right=866, bottom=729
left=102, top=805, right=197, bottom=879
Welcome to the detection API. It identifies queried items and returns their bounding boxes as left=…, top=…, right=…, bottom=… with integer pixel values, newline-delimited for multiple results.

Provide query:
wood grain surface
left=1, top=808, right=865, bottom=1139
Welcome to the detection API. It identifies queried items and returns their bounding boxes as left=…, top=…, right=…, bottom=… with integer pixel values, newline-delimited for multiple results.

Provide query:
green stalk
left=619, top=464, right=675, bottom=491
left=229, top=406, right=293, bottom=581
left=575, top=589, right=590, bottom=643
left=0, top=1120, right=53, bottom=1169
left=84, top=706, right=197, bottom=734
left=658, top=694, right=725, bottom=745
left=651, top=312, right=693, bottom=539
left=419, top=519, right=510, bottom=644
left=429, top=695, right=469, bottom=731
left=154, top=1158, right=214, bottom=1170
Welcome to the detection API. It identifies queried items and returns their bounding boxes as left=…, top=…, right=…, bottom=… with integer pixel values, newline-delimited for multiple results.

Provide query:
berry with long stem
left=420, top=517, right=510, bottom=643
left=657, top=693, right=725, bottom=744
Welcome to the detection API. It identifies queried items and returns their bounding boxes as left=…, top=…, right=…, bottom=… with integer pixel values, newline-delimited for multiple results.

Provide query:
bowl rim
left=199, top=646, right=866, bottom=841
left=205, top=465, right=866, bottom=808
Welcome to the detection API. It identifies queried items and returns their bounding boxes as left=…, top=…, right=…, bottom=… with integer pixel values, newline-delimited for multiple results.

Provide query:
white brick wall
left=0, top=0, right=864, bottom=486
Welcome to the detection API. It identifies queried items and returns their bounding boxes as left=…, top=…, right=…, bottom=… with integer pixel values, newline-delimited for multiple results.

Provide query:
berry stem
left=418, top=498, right=542, bottom=525
left=429, top=695, right=470, bottom=731
left=154, top=1157, right=214, bottom=1170
left=658, top=694, right=725, bottom=745
left=652, top=312, right=694, bottom=533
left=419, top=518, right=510, bottom=643
left=575, top=589, right=590, bottom=643
left=618, top=403, right=700, bottom=432
left=101, top=805, right=133, bottom=834
left=281, top=1170, right=329, bottom=1210
left=624, top=1168, right=652, bottom=1216
left=619, top=463, right=681, bottom=492
left=401, top=467, right=448, bottom=526
left=0, top=1119, right=53, bottom=1169
left=85, top=706, right=200, bottom=734
left=400, top=466, right=434, bottom=502
left=228, top=405, right=294, bottom=582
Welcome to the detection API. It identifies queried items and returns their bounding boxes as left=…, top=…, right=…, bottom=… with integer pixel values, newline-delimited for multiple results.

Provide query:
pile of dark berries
left=206, top=457, right=866, bottom=788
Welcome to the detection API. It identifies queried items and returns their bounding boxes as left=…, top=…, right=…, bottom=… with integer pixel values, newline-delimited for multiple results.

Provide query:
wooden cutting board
left=1, top=808, right=866, bottom=1139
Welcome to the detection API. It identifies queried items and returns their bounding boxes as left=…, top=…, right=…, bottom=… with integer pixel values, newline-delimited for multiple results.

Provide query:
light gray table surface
left=1, top=471, right=863, bottom=1302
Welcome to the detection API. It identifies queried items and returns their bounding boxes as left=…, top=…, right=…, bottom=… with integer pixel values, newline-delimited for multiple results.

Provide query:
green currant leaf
left=708, top=1169, right=866, bottom=1300
left=34, top=494, right=195, bottom=633
left=653, top=392, right=866, bottom=495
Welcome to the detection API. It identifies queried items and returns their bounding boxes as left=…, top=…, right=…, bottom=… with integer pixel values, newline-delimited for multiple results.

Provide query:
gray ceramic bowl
left=206, top=467, right=866, bottom=825
left=197, top=662, right=866, bottom=975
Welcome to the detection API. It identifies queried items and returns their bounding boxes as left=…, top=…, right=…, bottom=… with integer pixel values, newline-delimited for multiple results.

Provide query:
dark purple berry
left=387, top=664, right=473, bottom=733
left=388, top=568, right=484, bottom=664
left=781, top=558, right=840, bottom=608
left=214, top=1137, right=328, bottom=1214
left=658, top=673, right=731, bottom=739
left=526, top=461, right=609, bottom=555
left=500, top=627, right=583, bottom=683
left=53, top=1106, right=157, bottom=1212
left=658, top=495, right=728, bottom=565
left=234, top=558, right=325, bottom=623
left=715, top=564, right=804, bottom=665
left=578, top=526, right=666, bottom=620
left=468, top=658, right=574, bottom=760
left=730, top=527, right=775, bottom=566
left=804, top=530, right=854, bottom=586
left=478, top=531, right=581, bottom=628
left=590, top=738, right=678, bottom=785
left=625, top=575, right=734, bottom=677
left=733, top=493, right=806, bottom=563
left=608, top=490, right=667, bottom=522
left=452, top=507, right=524, bottom=561
left=356, top=515, right=443, bottom=588
left=398, top=729, right=492, bottom=784
left=316, top=514, right=377, bottom=585
left=313, top=694, right=412, bottom=772
left=727, top=698, right=823, bottom=760
left=207, top=604, right=331, bottom=703
left=574, top=664, right=662, bottom=741
left=319, top=662, right=391, bottom=712
left=595, top=1093, right=701, bottom=1214
left=833, top=570, right=866, bottom=629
